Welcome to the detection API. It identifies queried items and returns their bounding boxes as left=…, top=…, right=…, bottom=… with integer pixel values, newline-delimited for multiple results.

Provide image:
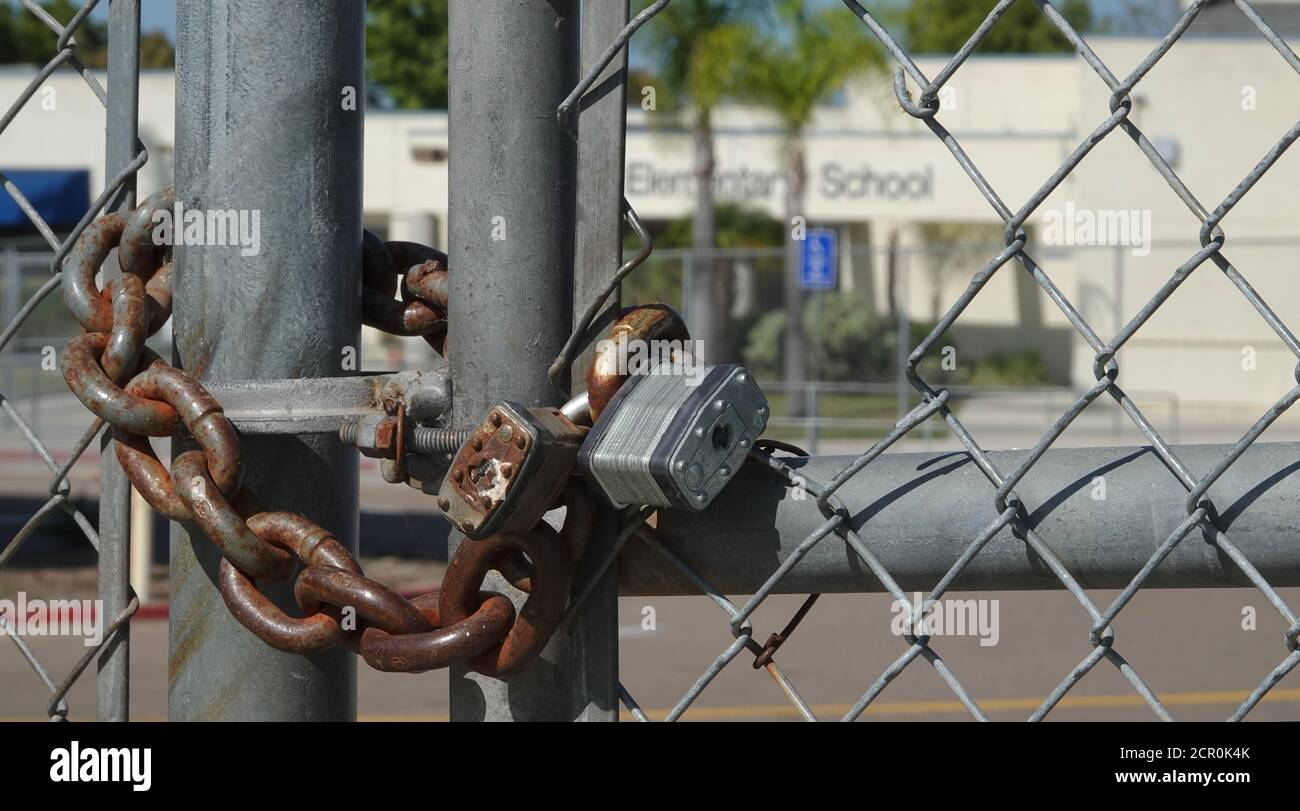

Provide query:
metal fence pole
left=96, top=0, right=141, bottom=723
left=565, top=0, right=634, bottom=722
left=895, top=252, right=909, bottom=422
left=169, top=0, right=364, bottom=721
left=447, top=0, right=581, bottom=721
left=1, top=249, right=17, bottom=410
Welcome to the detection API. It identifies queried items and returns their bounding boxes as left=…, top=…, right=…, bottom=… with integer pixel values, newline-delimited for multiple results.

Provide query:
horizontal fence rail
left=625, top=441, right=1300, bottom=596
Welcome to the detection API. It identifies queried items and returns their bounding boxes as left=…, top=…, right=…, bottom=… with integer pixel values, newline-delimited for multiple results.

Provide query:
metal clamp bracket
left=207, top=367, right=450, bottom=435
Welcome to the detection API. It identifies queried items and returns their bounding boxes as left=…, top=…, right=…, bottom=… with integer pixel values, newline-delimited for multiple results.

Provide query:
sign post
left=800, top=227, right=837, bottom=451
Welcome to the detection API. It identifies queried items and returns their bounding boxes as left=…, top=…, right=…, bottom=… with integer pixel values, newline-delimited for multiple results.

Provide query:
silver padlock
left=577, top=364, right=768, bottom=510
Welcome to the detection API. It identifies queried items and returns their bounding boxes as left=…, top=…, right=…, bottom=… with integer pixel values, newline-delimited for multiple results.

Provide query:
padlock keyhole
left=711, top=423, right=732, bottom=452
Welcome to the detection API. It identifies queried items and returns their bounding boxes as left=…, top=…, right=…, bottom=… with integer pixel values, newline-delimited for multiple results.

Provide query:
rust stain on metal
left=172, top=451, right=293, bottom=581
left=445, top=406, right=532, bottom=535
left=438, top=522, right=574, bottom=678
left=62, top=333, right=181, bottom=435
left=360, top=233, right=450, bottom=356
left=295, top=565, right=433, bottom=636
left=358, top=591, right=514, bottom=673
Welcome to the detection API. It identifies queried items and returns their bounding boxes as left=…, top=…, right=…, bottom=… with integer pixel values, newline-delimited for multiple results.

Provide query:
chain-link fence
left=0, top=0, right=144, bottom=721
left=6, top=0, right=1300, bottom=722
left=552, top=0, right=1300, bottom=721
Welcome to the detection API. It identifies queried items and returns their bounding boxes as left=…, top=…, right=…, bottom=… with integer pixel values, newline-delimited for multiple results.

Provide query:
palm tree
left=638, top=0, right=750, bottom=362
left=736, top=0, right=881, bottom=416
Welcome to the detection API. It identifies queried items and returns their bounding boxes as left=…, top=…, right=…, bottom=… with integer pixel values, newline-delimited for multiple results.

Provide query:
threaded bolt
left=339, top=419, right=361, bottom=447
left=344, top=421, right=473, bottom=455
left=409, top=426, right=473, bottom=454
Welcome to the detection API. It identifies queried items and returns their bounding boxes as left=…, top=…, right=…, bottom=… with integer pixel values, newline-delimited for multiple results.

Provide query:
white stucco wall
left=3, top=34, right=1298, bottom=403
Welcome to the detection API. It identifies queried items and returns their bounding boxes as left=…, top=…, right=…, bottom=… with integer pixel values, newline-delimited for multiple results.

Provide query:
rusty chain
left=42, top=0, right=806, bottom=703
left=362, top=229, right=450, bottom=357
left=58, top=189, right=590, bottom=676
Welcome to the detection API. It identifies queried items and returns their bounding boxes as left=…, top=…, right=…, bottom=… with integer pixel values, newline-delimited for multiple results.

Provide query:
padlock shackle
left=586, top=303, right=690, bottom=422
left=561, top=391, right=591, bottom=427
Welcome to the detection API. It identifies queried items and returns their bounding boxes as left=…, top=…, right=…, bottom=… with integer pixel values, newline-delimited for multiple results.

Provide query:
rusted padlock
left=436, top=402, right=584, bottom=539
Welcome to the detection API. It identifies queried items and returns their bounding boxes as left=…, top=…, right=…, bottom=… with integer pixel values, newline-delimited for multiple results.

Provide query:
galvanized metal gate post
left=169, top=0, right=364, bottom=721
left=566, top=0, right=635, bottom=722
left=96, top=0, right=141, bottom=723
left=447, top=0, right=615, bottom=721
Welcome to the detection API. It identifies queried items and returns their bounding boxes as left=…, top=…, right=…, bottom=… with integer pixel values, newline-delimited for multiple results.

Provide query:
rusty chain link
left=37, top=0, right=801, bottom=697
left=57, top=193, right=586, bottom=676
left=362, top=229, right=450, bottom=357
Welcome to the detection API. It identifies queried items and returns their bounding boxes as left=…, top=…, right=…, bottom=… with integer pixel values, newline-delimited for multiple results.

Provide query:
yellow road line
left=358, top=686, right=1300, bottom=722
left=6, top=687, right=1297, bottom=723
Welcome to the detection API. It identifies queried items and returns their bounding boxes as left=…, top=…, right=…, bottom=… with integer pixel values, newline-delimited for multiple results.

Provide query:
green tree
left=0, top=0, right=105, bottom=64
left=366, top=0, right=449, bottom=109
left=623, top=204, right=783, bottom=338
left=731, top=1, right=882, bottom=414
left=743, top=297, right=948, bottom=384
left=637, top=0, right=752, bottom=362
left=82, top=30, right=174, bottom=68
left=654, top=203, right=784, bottom=250
left=902, top=0, right=1093, bottom=54
left=0, top=1, right=172, bottom=68
left=0, top=4, right=18, bottom=59
left=137, top=31, right=175, bottom=69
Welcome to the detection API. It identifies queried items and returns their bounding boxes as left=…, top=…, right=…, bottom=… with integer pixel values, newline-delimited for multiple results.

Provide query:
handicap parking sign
left=800, top=228, right=838, bottom=290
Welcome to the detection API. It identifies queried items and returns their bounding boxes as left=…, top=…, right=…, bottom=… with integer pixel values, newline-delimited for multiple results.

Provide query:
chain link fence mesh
left=560, top=0, right=1300, bottom=721
left=6, top=0, right=1300, bottom=722
left=0, top=0, right=142, bottom=721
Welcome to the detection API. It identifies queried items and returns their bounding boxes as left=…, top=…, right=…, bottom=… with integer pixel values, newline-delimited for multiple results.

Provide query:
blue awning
left=0, top=168, right=91, bottom=231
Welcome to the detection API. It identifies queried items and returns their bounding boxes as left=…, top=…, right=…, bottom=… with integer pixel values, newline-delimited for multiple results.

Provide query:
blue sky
left=1, top=0, right=176, bottom=37
left=92, top=0, right=177, bottom=39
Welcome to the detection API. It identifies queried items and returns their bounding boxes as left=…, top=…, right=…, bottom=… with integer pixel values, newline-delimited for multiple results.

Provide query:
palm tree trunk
left=689, top=111, right=720, bottom=362
left=709, top=242, right=733, bottom=361
left=783, top=136, right=807, bottom=418
left=885, top=226, right=899, bottom=323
